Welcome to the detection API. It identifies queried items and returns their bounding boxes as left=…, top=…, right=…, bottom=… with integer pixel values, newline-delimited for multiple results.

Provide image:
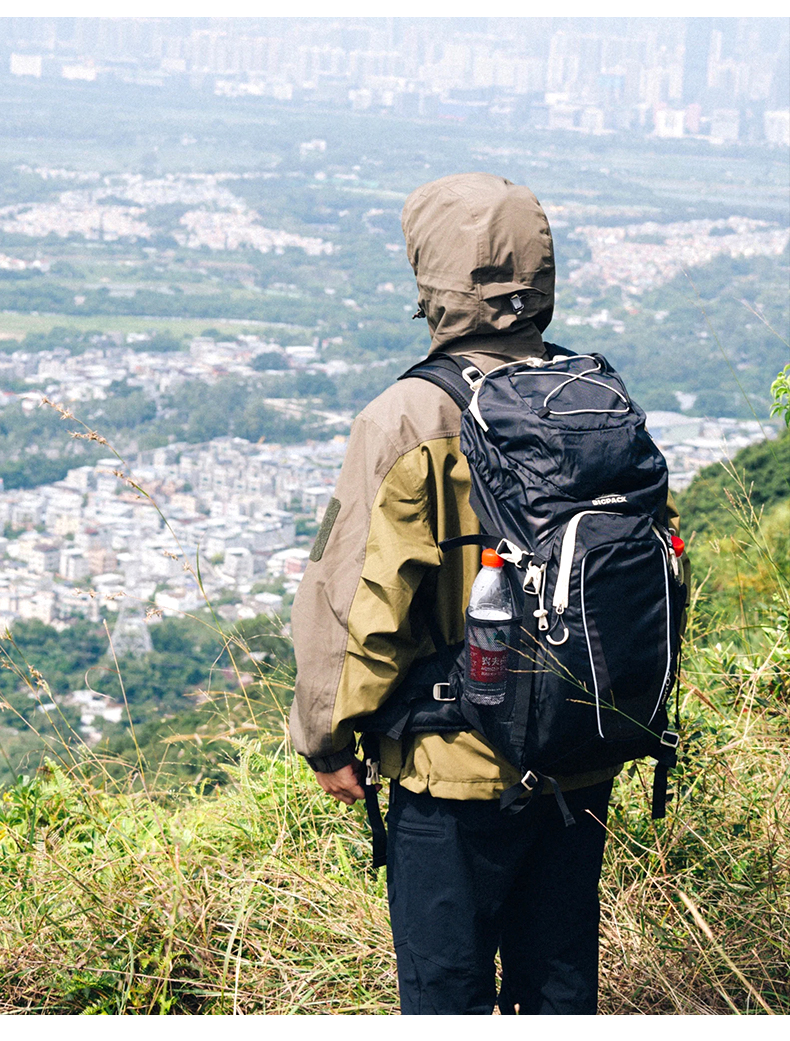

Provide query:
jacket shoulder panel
left=358, top=376, right=463, bottom=454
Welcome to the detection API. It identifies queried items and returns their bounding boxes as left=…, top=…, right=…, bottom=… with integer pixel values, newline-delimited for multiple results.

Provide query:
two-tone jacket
left=289, top=331, right=645, bottom=798
left=289, top=173, right=682, bottom=800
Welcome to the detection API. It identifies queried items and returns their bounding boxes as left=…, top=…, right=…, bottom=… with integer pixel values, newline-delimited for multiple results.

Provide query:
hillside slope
left=678, top=428, right=789, bottom=537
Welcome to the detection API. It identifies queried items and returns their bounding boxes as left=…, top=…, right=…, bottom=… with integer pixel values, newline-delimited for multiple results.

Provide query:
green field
left=0, top=312, right=311, bottom=342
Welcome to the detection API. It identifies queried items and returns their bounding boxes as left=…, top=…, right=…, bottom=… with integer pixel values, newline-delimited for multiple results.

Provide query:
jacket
left=289, top=173, right=682, bottom=800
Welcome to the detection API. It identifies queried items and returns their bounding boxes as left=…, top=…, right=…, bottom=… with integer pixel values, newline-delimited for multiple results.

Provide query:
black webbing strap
left=543, top=341, right=576, bottom=360
left=546, top=774, right=577, bottom=827
left=651, top=743, right=678, bottom=820
left=501, top=778, right=532, bottom=811
left=377, top=700, right=414, bottom=743
left=361, top=734, right=387, bottom=870
left=653, top=645, right=683, bottom=820
left=423, top=610, right=458, bottom=679
left=652, top=762, right=669, bottom=820
left=439, top=533, right=500, bottom=554
left=398, top=353, right=475, bottom=411
left=500, top=771, right=576, bottom=827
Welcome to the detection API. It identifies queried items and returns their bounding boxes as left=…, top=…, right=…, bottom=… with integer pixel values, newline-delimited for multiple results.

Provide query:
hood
left=401, top=173, right=555, bottom=354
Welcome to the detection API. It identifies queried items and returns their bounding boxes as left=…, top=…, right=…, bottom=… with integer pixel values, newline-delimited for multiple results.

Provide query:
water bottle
left=465, top=548, right=515, bottom=706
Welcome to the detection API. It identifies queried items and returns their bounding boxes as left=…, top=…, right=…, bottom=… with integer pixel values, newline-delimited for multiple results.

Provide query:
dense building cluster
left=2, top=17, right=788, bottom=145
left=567, top=217, right=790, bottom=294
left=0, top=172, right=333, bottom=255
left=0, top=431, right=344, bottom=630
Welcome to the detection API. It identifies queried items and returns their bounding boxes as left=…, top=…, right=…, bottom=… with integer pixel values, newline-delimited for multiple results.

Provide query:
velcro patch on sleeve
left=309, top=497, right=341, bottom=562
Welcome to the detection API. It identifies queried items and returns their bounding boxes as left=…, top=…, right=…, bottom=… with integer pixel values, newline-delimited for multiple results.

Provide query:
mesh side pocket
left=464, top=616, right=515, bottom=706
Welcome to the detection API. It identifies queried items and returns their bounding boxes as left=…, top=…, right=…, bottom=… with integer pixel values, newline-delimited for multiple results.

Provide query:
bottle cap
left=671, top=535, right=685, bottom=558
left=481, top=548, right=505, bottom=568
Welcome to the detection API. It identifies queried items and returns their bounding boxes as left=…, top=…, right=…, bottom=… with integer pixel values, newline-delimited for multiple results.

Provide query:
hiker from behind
left=289, top=173, right=686, bottom=1015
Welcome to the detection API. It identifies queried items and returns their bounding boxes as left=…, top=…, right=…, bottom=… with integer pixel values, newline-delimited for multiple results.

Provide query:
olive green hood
left=401, top=172, right=555, bottom=354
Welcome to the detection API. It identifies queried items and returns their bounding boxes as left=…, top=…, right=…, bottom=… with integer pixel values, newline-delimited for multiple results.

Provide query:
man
left=290, top=173, right=676, bottom=1015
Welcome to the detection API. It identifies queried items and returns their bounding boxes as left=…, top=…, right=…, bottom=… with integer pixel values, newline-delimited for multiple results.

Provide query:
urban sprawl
left=3, top=18, right=789, bottom=146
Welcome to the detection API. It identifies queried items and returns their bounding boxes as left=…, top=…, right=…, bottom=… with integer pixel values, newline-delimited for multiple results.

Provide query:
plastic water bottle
left=465, top=548, right=514, bottom=706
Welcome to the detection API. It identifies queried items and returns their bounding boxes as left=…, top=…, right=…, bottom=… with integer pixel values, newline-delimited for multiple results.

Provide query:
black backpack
left=358, top=347, right=686, bottom=864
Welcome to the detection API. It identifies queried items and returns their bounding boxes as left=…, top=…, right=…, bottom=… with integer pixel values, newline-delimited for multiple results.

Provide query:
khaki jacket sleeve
left=289, top=402, right=471, bottom=761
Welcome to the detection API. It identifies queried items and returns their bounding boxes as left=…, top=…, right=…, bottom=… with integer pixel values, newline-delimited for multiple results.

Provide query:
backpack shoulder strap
left=398, top=353, right=475, bottom=411
left=400, top=345, right=577, bottom=409
left=543, top=341, right=576, bottom=360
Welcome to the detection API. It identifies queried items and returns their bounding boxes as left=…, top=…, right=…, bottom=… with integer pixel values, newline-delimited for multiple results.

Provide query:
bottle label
left=467, top=625, right=509, bottom=684
left=468, top=644, right=508, bottom=684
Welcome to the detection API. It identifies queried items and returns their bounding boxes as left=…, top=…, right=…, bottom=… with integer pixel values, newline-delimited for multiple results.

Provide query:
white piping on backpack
left=466, top=354, right=632, bottom=431
left=552, top=510, right=612, bottom=614
left=542, top=363, right=630, bottom=417
left=580, top=554, right=604, bottom=738
left=649, top=550, right=673, bottom=726
left=652, top=523, right=681, bottom=580
left=548, top=509, right=617, bottom=646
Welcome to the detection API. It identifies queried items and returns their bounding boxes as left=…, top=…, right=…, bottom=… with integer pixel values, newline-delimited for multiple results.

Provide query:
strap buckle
left=520, top=770, right=539, bottom=792
left=523, top=561, right=545, bottom=593
left=495, top=538, right=528, bottom=568
left=365, top=757, right=380, bottom=786
left=432, top=682, right=456, bottom=702
left=461, top=365, right=484, bottom=388
left=660, top=730, right=680, bottom=749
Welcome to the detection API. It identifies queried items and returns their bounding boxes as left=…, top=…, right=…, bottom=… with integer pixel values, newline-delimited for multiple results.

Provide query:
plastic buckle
left=432, top=682, right=456, bottom=702
left=523, top=561, right=545, bottom=593
left=365, top=758, right=380, bottom=786
left=495, top=538, right=527, bottom=568
left=520, top=770, right=539, bottom=792
left=461, top=365, right=484, bottom=388
left=660, top=730, right=680, bottom=749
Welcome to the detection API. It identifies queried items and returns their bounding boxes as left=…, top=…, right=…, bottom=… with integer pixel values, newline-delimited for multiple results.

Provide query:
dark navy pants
left=386, top=778, right=613, bottom=1015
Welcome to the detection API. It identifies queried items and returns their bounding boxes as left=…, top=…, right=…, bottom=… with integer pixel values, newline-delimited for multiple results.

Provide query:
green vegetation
left=559, top=252, right=790, bottom=418
left=679, top=429, right=790, bottom=537
left=0, top=369, right=342, bottom=492
left=157, top=378, right=334, bottom=446
left=0, top=751, right=395, bottom=1014
left=771, top=363, right=790, bottom=427
left=0, top=612, right=294, bottom=790
left=0, top=400, right=102, bottom=491
left=0, top=312, right=306, bottom=341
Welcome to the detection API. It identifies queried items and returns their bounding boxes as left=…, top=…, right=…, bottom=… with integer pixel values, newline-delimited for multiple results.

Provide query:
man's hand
left=315, top=759, right=367, bottom=805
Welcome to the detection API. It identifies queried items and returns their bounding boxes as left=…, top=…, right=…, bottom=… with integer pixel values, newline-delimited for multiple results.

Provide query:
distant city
left=1, top=17, right=788, bottom=146
left=0, top=16, right=786, bottom=656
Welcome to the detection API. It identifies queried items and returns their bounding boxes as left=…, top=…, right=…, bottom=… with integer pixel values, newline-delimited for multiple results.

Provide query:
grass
left=0, top=744, right=398, bottom=1014
left=0, top=601, right=787, bottom=1014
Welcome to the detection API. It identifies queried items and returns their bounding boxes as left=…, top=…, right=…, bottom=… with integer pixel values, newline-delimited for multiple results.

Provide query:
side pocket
left=456, top=614, right=525, bottom=772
